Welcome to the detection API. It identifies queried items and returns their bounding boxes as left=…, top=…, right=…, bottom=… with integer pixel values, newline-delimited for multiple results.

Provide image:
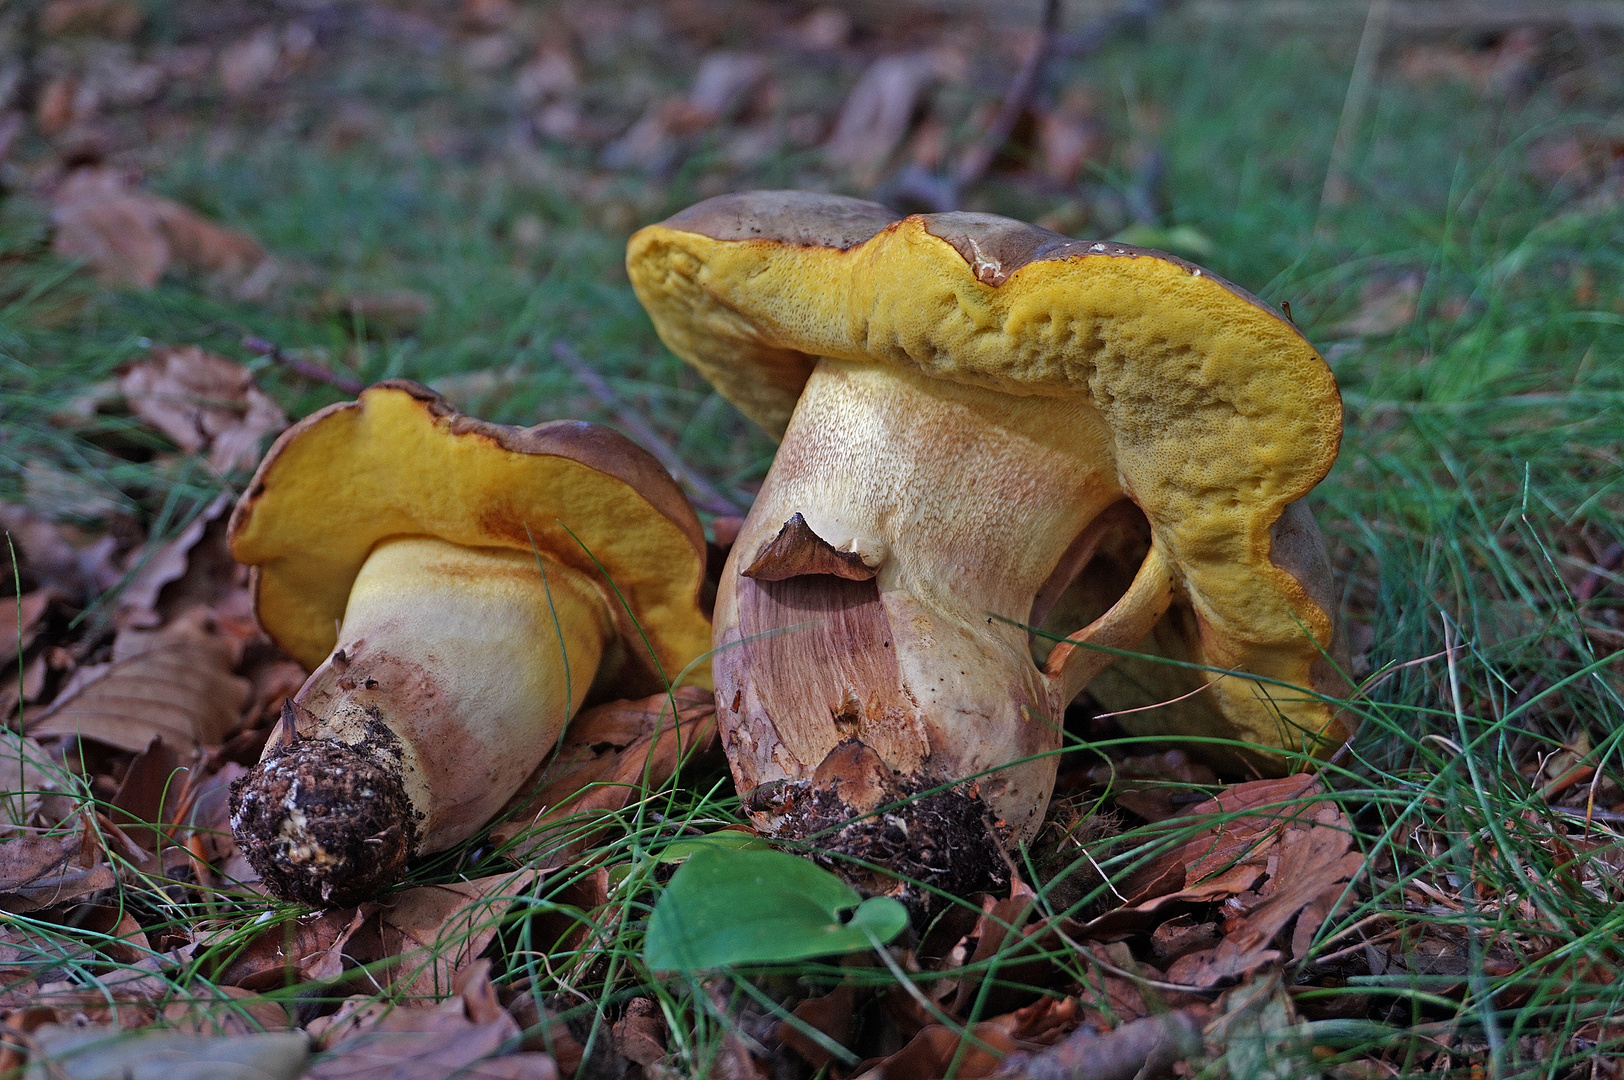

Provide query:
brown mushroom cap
left=628, top=192, right=1349, bottom=762
left=228, top=380, right=712, bottom=693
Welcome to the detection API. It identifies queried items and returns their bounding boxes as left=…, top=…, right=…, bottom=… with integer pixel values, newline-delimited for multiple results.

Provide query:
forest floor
left=2, top=0, right=1623, bottom=1077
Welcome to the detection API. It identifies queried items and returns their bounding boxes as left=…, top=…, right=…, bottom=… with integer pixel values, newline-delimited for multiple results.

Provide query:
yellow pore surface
left=629, top=216, right=1343, bottom=709
left=231, top=385, right=712, bottom=686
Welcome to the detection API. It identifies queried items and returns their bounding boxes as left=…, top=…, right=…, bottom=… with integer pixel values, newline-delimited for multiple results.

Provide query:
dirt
left=228, top=709, right=419, bottom=908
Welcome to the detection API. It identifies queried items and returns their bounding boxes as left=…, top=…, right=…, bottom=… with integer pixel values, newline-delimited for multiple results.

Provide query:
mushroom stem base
left=229, top=733, right=417, bottom=908
left=750, top=739, right=1010, bottom=920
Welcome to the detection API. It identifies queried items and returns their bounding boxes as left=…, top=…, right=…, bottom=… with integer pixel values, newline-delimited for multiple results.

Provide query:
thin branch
left=550, top=340, right=746, bottom=518
left=242, top=335, right=362, bottom=396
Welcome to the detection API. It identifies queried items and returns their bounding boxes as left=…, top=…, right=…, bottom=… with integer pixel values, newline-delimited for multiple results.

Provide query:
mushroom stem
left=230, top=536, right=611, bottom=906
left=714, top=356, right=1164, bottom=906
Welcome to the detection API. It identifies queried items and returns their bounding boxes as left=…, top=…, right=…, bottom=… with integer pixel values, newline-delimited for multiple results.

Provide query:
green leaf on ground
left=643, top=845, right=908, bottom=971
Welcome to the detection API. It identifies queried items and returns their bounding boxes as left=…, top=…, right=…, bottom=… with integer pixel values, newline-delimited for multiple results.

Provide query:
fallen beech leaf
left=26, top=1024, right=307, bottom=1080
left=307, top=962, right=558, bottom=1080
left=0, top=829, right=114, bottom=912
left=1165, top=802, right=1363, bottom=988
left=359, top=871, right=541, bottom=999
left=492, top=688, right=717, bottom=865
left=825, top=53, right=944, bottom=176
left=115, top=495, right=239, bottom=630
left=209, top=906, right=373, bottom=991
left=41, top=0, right=144, bottom=38
left=119, top=346, right=287, bottom=474
left=853, top=1022, right=1016, bottom=1080
left=780, top=984, right=862, bottom=1069
left=1326, top=273, right=1422, bottom=338
left=0, top=729, right=62, bottom=834
left=1100, top=774, right=1320, bottom=927
left=51, top=167, right=267, bottom=289
left=0, top=504, right=126, bottom=604
left=30, top=607, right=252, bottom=755
left=612, top=997, right=665, bottom=1067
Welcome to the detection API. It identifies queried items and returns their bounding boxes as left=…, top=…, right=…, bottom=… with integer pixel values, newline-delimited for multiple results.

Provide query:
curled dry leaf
left=0, top=827, right=114, bottom=913
left=824, top=53, right=946, bottom=176
left=24, top=1024, right=307, bottom=1080
left=355, top=870, right=542, bottom=1000
left=30, top=606, right=253, bottom=755
left=40, top=0, right=144, bottom=38
left=612, top=997, right=666, bottom=1067
left=120, top=346, right=288, bottom=474
left=491, top=687, right=717, bottom=865
left=50, top=167, right=268, bottom=290
left=208, top=906, right=373, bottom=991
left=114, top=495, right=241, bottom=630
left=1163, top=802, right=1363, bottom=987
left=306, top=961, right=558, bottom=1080
left=0, top=730, right=62, bottom=835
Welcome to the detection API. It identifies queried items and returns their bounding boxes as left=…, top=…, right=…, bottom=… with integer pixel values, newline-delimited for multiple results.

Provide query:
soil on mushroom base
left=229, top=709, right=421, bottom=908
left=768, top=755, right=1011, bottom=921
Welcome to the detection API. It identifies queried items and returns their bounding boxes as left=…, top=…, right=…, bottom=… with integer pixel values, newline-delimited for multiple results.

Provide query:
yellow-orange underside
left=628, top=217, right=1349, bottom=757
left=230, top=386, right=713, bottom=688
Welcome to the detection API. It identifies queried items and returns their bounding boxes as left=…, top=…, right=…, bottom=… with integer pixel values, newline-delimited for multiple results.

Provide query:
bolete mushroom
left=628, top=191, right=1351, bottom=904
left=227, top=381, right=712, bottom=906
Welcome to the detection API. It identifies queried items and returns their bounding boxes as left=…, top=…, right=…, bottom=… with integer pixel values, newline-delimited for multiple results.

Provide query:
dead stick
left=953, top=0, right=1063, bottom=192
left=551, top=340, right=746, bottom=518
left=997, top=1011, right=1204, bottom=1080
left=242, top=335, right=363, bottom=395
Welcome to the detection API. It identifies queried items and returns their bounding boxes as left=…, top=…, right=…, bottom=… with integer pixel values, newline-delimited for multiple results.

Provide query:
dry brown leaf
left=612, top=997, right=666, bottom=1067
left=30, top=607, right=252, bottom=755
left=1327, top=273, right=1422, bottom=338
left=0, top=730, right=62, bottom=835
left=115, top=495, right=239, bottom=630
left=0, top=503, right=126, bottom=604
left=41, top=0, right=144, bottom=37
left=357, top=871, right=541, bottom=1000
left=1165, top=800, right=1363, bottom=989
left=0, top=828, right=114, bottom=913
left=209, top=906, right=373, bottom=991
left=491, top=688, right=717, bottom=865
left=824, top=53, right=945, bottom=177
left=50, top=167, right=268, bottom=289
left=780, top=983, right=862, bottom=1069
left=307, top=961, right=558, bottom=1080
left=853, top=1022, right=1016, bottom=1080
left=119, top=346, right=287, bottom=474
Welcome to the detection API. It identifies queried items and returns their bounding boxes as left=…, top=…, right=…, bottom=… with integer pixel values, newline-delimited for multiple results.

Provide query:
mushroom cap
left=628, top=191, right=1348, bottom=759
left=228, top=380, right=712, bottom=691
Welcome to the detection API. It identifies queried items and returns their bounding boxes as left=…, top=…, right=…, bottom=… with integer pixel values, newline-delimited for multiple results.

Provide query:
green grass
left=3, top=3, right=1623, bottom=1077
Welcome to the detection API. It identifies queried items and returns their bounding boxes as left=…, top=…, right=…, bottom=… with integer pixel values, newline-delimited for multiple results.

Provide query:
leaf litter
left=5, top=0, right=1623, bottom=1075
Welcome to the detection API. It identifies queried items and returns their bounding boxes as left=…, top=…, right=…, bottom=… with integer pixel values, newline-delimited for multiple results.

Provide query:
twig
left=1575, top=541, right=1624, bottom=604
left=550, top=341, right=746, bottom=518
left=953, top=0, right=1064, bottom=192
left=888, top=0, right=1174, bottom=213
left=996, top=1010, right=1203, bottom=1080
left=242, top=335, right=363, bottom=395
